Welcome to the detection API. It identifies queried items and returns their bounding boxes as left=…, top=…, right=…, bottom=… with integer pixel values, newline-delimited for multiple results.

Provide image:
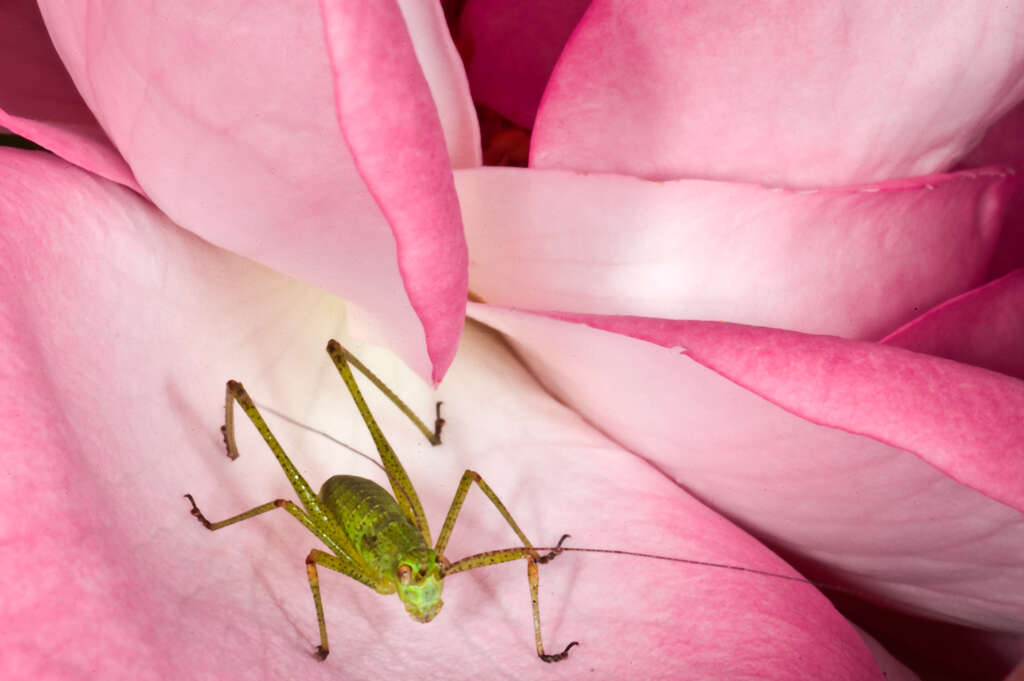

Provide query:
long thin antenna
left=523, top=545, right=861, bottom=597
left=254, top=402, right=386, bottom=474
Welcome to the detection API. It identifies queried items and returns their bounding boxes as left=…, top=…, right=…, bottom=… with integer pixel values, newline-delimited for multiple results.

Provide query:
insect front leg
left=436, top=470, right=578, bottom=663
left=305, top=549, right=391, bottom=661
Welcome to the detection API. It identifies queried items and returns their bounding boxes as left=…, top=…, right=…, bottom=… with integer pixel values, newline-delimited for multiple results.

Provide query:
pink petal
left=319, top=0, right=469, bottom=382
left=883, top=269, right=1024, bottom=380
left=0, top=0, right=139, bottom=191
left=532, top=0, right=1024, bottom=186
left=457, top=0, right=591, bottom=128
left=469, top=303, right=1024, bottom=632
left=37, top=0, right=469, bottom=382
left=392, top=0, right=482, bottom=169
left=0, top=150, right=883, bottom=680
left=960, top=102, right=1024, bottom=277
left=457, top=166, right=1016, bottom=339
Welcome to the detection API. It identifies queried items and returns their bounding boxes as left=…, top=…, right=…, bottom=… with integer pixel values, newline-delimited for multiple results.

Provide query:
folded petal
left=883, top=269, right=1024, bottom=380
left=469, top=303, right=1024, bottom=632
left=393, top=0, right=482, bottom=169
left=0, top=0, right=138, bottom=190
left=960, top=102, right=1024, bottom=277
left=319, top=0, right=470, bottom=381
left=0, top=150, right=883, bottom=680
left=458, top=166, right=1016, bottom=339
left=532, top=0, right=1024, bottom=186
left=37, top=0, right=469, bottom=381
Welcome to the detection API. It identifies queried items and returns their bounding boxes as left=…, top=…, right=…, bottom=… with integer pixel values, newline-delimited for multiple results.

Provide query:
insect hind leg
left=435, top=470, right=579, bottom=663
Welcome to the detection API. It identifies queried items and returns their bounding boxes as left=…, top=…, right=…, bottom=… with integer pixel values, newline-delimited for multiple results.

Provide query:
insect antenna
left=255, top=402, right=386, bottom=473
left=521, top=545, right=865, bottom=598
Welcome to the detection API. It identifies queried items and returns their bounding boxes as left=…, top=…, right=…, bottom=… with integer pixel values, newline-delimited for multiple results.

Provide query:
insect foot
left=540, top=640, right=580, bottom=663
left=432, top=401, right=445, bottom=444
left=314, top=645, right=329, bottom=661
left=183, top=494, right=214, bottom=530
left=537, top=534, right=572, bottom=564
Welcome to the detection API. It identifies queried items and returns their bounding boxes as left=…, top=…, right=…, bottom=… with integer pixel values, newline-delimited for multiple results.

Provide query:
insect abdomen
left=319, top=475, right=427, bottom=577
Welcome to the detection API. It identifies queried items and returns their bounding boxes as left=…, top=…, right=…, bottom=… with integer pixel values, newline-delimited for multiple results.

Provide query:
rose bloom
left=1, top=1, right=1022, bottom=680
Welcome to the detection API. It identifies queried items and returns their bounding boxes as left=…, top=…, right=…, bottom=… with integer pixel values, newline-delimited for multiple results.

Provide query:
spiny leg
left=305, top=549, right=388, bottom=661
left=437, top=470, right=578, bottom=662
left=327, top=339, right=444, bottom=445
left=326, top=340, right=432, bottom=545
left=212, top=380, right=368, bottom=565
left=217, top=381, right=325, bottom=513
left=185, top=492, right=385, bottom=661
left=185, top=493, right=290, bottom=530
left=528, top=559, right=579, bottom=662
left=184, top=494, right=349, bottom=557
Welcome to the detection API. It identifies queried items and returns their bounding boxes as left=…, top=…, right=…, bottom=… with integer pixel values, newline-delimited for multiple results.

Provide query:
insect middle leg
left=184, top=494, right=386, bottom=661
left=437, top=470, right=579, bottom=662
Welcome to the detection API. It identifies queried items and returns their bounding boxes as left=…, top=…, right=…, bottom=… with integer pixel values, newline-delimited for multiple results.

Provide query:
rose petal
left=319, top=0, right=469, bottom=381
left=0, top=0, right=138, bottom=191
left=883, top=269, right=1024, bottom=380
left=0, top=149, right=885, bottom=679
left=457, top=0, right=591, bottom=128
left=37, top=0, right=468, bottom=382
left=393, top=0, right=482, bottom=169
left=532, top=0, right=1024, bottom=186
left=469, top=303, right=1024, bottom=631
left=960, top=101, right=1024, bottom=277
left=457, top=166, right=1016, bottom=339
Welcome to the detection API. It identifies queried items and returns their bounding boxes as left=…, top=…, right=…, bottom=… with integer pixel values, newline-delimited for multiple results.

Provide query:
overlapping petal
left=0, top=0, right=138, bottom=191
left=532, top=0, right=1024, bottom=187
left=458, top=166, right=1017, bottom=339
left=34, top=0, right=474, bottom=381
left=0, top=149, right=885, bottom=680
left=469, top=304, right=1024, bottom=633
left=959, top=101, right=1024, bottom=277
left=883, top=269, right=1024, bottom=380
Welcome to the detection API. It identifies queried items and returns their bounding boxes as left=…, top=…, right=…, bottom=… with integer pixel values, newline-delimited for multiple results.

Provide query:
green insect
left=184, top=339, right=578, bottom=663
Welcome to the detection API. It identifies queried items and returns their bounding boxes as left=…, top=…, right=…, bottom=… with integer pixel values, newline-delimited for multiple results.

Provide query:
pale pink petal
left=469, top=303, right=1024, bottom=632
left=37, top=1, right=467, bottom=382
left=883, top=269, right=1024, bottom=380
left=457, top=0, right=591, bottom=128
left=0, top=0, right=138, bottom=191
left=532, top=0, right=1024, bottom=187
left=457, top=166, right=1016, bottom=339
left=960, top=102, right=1024, bottom=277
left=0, top=150, right=883, bottom=679
left=394, top=0, right=481, bottom=169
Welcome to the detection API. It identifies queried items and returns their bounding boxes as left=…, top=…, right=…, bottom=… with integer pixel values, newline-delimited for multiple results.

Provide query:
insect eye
left=396, top=564, right=412, bottom=584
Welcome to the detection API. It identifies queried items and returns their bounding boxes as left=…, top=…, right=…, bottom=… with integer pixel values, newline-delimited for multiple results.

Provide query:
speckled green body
left=319, top=474, right=427, bottom=588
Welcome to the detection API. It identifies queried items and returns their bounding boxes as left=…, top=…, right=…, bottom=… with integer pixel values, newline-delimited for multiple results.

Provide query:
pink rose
left=0, top=1, right=1021, bottom=680
left=455, top=1, right=1024, bottom=679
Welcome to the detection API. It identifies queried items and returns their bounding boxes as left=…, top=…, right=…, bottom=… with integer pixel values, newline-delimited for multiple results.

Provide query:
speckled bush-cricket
left=184, top=339, right=579, bottom=663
